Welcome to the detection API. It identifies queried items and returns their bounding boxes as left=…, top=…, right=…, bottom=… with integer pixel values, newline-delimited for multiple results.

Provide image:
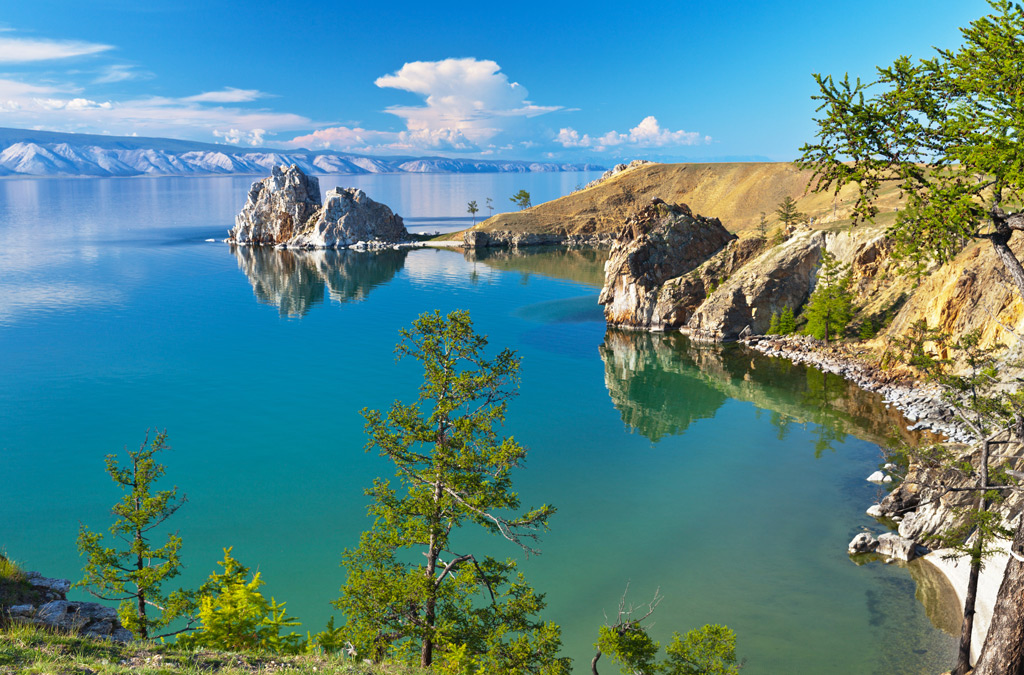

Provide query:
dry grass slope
left=473, top=162, right=906, bottom=236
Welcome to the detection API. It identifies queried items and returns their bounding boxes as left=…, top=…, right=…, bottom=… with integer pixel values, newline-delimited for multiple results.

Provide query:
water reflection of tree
left=231, top=245, right=407, bottom=317
left=600, top=329, right=911, bottom=451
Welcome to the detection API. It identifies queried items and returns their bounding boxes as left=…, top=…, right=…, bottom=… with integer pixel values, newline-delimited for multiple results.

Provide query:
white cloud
left=213, top=127, right=267, bottom=146
left=0, top=36, right=112, bottom=63
left=289, top=58, right=561, bottom=154
left=184, top=87, right=269, bottom=103
left=557, top=116, right=710, bottom=151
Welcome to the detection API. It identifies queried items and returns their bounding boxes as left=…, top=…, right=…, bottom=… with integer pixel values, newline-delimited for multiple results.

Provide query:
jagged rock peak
left=598, top=202, right=736, bottom=329
left=228, top=165, right=408, bottom=249
left=231, top=164, right=321, bottom=245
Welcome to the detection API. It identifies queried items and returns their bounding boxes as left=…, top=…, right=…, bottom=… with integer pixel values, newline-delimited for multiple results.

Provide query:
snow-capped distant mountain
left=0, top=128, right=603, bottom=177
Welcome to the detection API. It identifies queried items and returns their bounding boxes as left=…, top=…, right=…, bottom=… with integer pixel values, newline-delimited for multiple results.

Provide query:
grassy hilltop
left=469, top=161, right=906, bottom=237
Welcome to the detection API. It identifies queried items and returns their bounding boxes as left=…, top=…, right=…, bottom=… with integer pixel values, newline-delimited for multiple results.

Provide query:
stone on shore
left=848, top=532, right=879, bottom=555
left=867, top=470, right=885, bottom=483
left=877, top=532, right=922, bottom=561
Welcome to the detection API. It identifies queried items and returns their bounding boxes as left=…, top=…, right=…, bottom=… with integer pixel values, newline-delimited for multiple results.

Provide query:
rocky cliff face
left=229, top=165, right=408, bottom=248
left=598, top=202, right=735, bottom=329
left=685, top=230, right=826, bottom=341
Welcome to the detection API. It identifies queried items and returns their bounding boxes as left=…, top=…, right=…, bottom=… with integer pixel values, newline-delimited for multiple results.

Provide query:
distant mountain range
left=0, top=128, right=604, bottom=177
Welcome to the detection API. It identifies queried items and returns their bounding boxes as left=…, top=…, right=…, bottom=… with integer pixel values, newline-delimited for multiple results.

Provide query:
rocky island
left=229, top=164, right=408, bottom=249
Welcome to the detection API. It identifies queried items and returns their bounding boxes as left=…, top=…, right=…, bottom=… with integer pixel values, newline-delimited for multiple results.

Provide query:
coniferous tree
left=775, top=196, right=806, bottom=230
left=467, top=200, right=480, bottom=226
left=778, top=307, right=797, bottom=335
left=798, top=0, right=1024, bottom=299
left=510, top=190, right=532, bottom=210
left=76, top=431, right=195, bottom=640
left=767, top=313, right=780, bottom=335
left=802, top=251, right=853, bottom=341
left=178, top=548, right=303, bottom=654
left=335, top=310, right=566, bottom=673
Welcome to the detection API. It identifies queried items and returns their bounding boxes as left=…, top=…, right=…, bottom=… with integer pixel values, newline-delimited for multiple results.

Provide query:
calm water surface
left=0, top=174, right=956, bottom=673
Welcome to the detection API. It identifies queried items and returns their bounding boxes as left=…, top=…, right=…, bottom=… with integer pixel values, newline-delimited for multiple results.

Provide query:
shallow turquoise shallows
left=0, top=174, right=956, bottom=673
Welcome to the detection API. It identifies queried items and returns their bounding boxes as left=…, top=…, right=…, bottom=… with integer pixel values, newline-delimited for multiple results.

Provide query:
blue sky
left=0, top=0, right=991, bottom=161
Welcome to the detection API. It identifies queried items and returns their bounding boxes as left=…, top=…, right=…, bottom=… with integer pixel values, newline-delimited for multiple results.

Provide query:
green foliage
left=467, top=201, right=479, bottom=226
left=510, top=190, right=532, bottom=210
left=774, top=196, right=805, bottom=229
left=76, top=431, right=194, bottom=640
left=595, top=622, right=660, bottom=675
left=665, top=625, right=741, bottom=675
left=798, top=0, right=1024, bottom=295
left=766, top=313, right=780, bottom=335
left=177, top=548, right=303, bottom=654
left=858, top=319, right=877, bottom=340
left=778, top=307, right=796, bottom=335
left=486, top=197, right=494, bottom=217
left=335, top=310, right=564, bottom=672
left=802, top=251, right=853, bottom=341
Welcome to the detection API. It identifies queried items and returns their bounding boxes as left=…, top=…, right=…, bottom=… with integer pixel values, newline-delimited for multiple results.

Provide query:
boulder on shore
left=229, top=165, right=407, bottom=248
left=598, top=202, right=736, bottom=329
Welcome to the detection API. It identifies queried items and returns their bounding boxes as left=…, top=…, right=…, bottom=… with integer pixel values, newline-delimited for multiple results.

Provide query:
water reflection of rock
left=231, top=245, right=407, bottom=317
left=600, top=330, right=926, bottom=448
left=464, top=246, right=608, bottom=288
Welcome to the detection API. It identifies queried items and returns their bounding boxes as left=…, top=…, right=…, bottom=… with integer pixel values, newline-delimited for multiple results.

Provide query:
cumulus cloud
left=213, top=127, right=267, bottom=146
left=184, top=87, right=269, bottom=103
left=557, top=116, right=710, bottom=151
left=290, top=58, right=561, bottom=154
left=0, top=36, right=112, bottom=63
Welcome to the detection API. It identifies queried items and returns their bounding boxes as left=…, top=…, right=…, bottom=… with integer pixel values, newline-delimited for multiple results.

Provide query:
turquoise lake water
left=0, top=173, right=957, bottom=673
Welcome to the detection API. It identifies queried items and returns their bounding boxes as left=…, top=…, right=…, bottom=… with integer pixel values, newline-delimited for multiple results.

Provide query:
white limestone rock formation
left=228, top=165, right=407, bottom=248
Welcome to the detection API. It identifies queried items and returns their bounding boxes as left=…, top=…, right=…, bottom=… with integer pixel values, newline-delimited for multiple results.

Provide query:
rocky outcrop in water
left=229, top=165, right=408, bottom=248
left=598, top=202, right=735, bottom=329
left=685, top=230, right=826, bottom=341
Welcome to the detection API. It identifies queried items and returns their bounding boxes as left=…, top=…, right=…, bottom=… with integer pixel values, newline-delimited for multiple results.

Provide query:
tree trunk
left=973, top=516, right=1024, bottom=675
left=956, top=553, right=983, bottom=675
left=987, top=216, right=1024, bottom=299
left=421, top=482, right=443, bottom=668
left=591, top=650, right=602, bottom=675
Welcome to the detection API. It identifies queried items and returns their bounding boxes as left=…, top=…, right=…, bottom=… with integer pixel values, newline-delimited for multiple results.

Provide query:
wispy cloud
left=0, top=36, right=112, bottom=63
left=93, top=64, right=152, bottom=84
left=184, top=87, right=270, bottom=103
left=556, top=116, right=710, bottom=151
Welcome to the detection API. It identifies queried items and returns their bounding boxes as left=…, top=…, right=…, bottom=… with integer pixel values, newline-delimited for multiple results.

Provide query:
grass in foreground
left=0, top=623, right=426, bottom=675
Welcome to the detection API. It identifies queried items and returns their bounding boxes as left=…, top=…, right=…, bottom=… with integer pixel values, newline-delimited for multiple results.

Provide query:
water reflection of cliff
left=231, top=245, right=408, bottom=317
left=465, top=246, right=609, bottom=288
left=600, top=330, right=924, bottom=449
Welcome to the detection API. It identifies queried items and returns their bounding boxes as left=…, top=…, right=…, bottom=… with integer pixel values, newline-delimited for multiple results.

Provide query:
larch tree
left=802, top=250, right=853, bottom=342
left=76, top=431, right=196, bottom=640
left=798, top=0, right=1024, bottom=299
left=335, top=310, right=567, bottom=674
